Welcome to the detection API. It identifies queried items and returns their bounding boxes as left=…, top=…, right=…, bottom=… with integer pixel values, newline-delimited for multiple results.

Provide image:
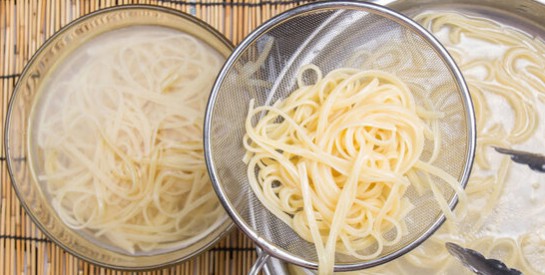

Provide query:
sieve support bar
left=249, top=252, right=271, bottom=275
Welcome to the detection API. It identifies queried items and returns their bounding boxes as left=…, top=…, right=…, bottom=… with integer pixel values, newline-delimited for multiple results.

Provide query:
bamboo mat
left=0, top=1, right=314, bottom=274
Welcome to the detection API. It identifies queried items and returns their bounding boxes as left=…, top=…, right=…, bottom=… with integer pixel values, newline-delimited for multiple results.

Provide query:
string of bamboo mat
left=0, top=0, right=315, bottom=274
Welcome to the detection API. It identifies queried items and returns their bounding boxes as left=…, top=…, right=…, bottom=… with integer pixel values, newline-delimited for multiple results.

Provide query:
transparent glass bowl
left=4, top=5, right=234, bottom=270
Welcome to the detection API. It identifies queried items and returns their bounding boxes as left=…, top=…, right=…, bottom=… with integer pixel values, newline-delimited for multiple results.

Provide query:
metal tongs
left=446, top=146, right=544, bottom=274
left=494, top=147, right=545, bottom=172
left=446, top=242, right=522, bottom=275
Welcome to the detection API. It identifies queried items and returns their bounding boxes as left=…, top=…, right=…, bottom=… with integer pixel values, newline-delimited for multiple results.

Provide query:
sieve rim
left=204, top=0, right=476, bottom=271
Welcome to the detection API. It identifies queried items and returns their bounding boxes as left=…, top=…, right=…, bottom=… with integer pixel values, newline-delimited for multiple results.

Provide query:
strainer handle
left=249, top=252, right=271, bottom=275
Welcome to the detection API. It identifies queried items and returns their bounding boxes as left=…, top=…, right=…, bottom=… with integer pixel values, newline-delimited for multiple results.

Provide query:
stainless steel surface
left=205, top=0, right=475, bottom=272
left=445, top=242, right=522, bottom=275
left=262, top=0, right=545, bottom=273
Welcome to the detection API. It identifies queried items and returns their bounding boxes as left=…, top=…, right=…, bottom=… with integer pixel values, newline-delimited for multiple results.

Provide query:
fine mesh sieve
left=204, top=1, right=476, bottom=273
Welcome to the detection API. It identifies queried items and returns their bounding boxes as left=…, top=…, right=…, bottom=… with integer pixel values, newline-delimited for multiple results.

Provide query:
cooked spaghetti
left=243, top=65, right=466, bottom=274
left=350, top=11, right=545, bottom=275
left=34, top=27, right=226, bottom=254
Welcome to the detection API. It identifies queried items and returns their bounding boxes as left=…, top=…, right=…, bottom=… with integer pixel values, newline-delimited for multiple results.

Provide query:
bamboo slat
left=0, top=0, right=315, bottom=274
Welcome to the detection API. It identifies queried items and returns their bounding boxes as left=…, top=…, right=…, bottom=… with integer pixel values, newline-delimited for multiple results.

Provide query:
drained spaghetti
left=243, top=65, right=466, bottom=274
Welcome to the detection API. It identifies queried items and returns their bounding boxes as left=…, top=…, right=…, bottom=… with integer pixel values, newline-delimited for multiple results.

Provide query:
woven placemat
left=0, top=1, right=313, bottom=274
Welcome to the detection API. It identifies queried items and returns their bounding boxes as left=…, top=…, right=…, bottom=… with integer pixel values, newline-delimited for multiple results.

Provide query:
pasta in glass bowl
left=5, top=5, right=233, bottom=270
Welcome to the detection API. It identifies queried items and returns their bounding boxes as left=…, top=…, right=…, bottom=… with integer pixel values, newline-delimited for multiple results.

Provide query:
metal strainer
left=204, top=1, right=476, bottom=273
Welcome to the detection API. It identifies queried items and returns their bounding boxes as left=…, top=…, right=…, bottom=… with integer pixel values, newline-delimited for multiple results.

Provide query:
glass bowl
left=4, top=5, right=233, bottom=270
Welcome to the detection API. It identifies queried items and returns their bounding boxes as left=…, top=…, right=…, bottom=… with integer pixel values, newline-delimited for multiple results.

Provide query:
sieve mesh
left=205, top=1, right=475, bottom=271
